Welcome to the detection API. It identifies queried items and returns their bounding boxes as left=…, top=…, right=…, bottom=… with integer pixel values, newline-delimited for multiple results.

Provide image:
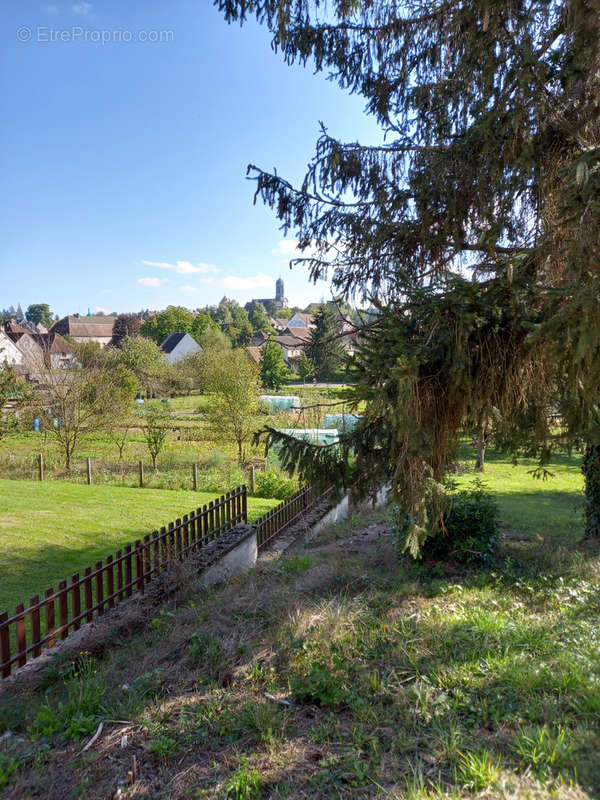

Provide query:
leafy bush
left=395, top=479, right=500, bottom=564
left=254, top=469, right=297, bottom=499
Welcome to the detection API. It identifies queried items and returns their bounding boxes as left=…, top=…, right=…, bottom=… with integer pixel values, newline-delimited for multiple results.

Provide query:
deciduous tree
left=138, top=401, right=172, bottom=469
left=25, top=304, right=53, bottom=327
left=203, top=349, right=261, bottom=464
left=260, top=340, right=290, bottom=390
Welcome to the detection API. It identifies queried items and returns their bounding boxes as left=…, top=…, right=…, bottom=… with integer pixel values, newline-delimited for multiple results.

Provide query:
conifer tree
left=218, top=0, right=600, bottom=547
left=308, top=307, right=345, bottom=381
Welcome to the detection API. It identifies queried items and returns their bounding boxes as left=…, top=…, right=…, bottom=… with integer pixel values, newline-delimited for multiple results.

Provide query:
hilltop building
left=245, top=277, right=288, bottom=315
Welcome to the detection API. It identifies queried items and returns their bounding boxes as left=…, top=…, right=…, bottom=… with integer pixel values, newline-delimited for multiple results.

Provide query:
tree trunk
left=475, top=427, right=486, bottom=472
left=583, top=445, right=600, bottom=538
left=152, top=453, right=157, bottom=469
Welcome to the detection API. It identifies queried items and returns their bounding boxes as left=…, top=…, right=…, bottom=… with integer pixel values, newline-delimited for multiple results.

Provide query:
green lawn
left=0, top=479, right=278, bottom=614
left=454, top=446, right=584, bottom=555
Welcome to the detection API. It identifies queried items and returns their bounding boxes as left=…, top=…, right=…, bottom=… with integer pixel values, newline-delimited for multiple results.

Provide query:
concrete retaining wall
left=198, top=528, right=257, bottom=587
left=311, top=493, right=350, bottom=537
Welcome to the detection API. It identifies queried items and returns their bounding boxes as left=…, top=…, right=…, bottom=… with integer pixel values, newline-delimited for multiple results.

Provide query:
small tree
left=308, top=307, right=345, bottom=381
left=260, top=341, right=289, bottom=391
left=105, top=366, right=139, bottom=459
left=36, top=368, right=126, bottom=470
left=138, top=402, right=171, bottom=469
left=203, top=349, right=260, bottom=465
left=298, top=352, right=315, bottom=383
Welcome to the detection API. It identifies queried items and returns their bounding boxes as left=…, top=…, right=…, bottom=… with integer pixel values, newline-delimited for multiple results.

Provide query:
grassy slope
left=2, top=448, right=599, bottom=799
left=0, top=479, right=277, bottom=613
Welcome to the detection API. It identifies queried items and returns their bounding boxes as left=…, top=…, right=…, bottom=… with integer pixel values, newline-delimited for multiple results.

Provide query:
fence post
left=0, top=611, right=10, bottom=678
left=38, top=453, right=44, bottom=481
left=87, top=457, right=92, bottom=485
left=139, top=460, right=144, bottom=488
left=242, top=485, right=248, bottom=523
left=250, top=466, right=255, bottom=493
left=193, top=463, right=198, bottom=491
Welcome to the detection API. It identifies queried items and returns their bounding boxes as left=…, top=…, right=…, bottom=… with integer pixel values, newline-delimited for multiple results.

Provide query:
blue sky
left=1, top=1, right=382, bottom=317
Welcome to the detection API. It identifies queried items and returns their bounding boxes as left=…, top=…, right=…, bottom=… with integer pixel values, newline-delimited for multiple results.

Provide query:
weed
left=146, top=734, right=179, bottom=760
left=280, top=555, right=311, bottom=574
left=187, top=632, right=223, bottom=677
left=0, top=752, right=18, bottom=790
left=289, top=651, right=350, bottom=707
left=455, top=748, right=501, bottom=790
left=150, top=603, right=176, bottom=634
left=29, top=654, right=105, bottom=742
left=224, top=758, right=262, bottom=799
left=513, top=724, right=573, bottom=778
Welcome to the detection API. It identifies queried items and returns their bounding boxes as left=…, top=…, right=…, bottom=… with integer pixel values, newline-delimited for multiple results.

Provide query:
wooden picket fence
left=0, top=481, right=336, bottom=679
left=0, top=487, right=247, bottom=679
left=255, top=484, right=334, bottom=551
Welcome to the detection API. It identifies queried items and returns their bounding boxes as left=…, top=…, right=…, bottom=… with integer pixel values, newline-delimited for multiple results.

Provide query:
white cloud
left=137, top=277, right=167, bottom=288
left=272, top=239, right=322, bottom=257
left=179, top=285, right=198, bottom=293
left=222, top=273, right=274, bottom=291
left=72, top=1, right=92, bottom=14
left=142, top=259, right=220, bottom=275
left=95, top=306, right=109, bottom=314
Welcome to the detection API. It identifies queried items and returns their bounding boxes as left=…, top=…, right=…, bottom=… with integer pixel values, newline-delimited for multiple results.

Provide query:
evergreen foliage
left=218, top=0, right=600, bottom=547
left=308, top=306, right=346, bottom=381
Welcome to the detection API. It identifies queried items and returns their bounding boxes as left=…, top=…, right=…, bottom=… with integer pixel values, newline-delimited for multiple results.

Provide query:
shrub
left=395, top=479, right=500, bottom=565
left=254, top=469, right=297, bottom=499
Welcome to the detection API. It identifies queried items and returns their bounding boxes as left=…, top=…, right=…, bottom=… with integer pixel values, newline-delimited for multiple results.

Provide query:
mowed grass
left=454, top=445, right=584, bottom=554
left=0, top=479, right=278, bottom=614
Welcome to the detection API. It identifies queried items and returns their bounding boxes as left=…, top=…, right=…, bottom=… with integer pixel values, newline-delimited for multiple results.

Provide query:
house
left=250, top=330, right=270, bottom=347
left=283, top=326, right=312, bottom=344
left=0, top=331, right=25, bottom=367
left=33, top=333, right=77, bottom=369
left=160, top=332, right=202, bottom=364
left=52, top=315, right=117, bottom=347
left=287, top=312, right=315, bottom=329
left=8, top=331, right=44, bottom=369
left=272, top=332, right=307, bottom=365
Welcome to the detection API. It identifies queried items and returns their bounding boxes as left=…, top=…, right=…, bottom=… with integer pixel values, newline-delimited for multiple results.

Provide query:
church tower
left=275, top=277, right=284, bottom=302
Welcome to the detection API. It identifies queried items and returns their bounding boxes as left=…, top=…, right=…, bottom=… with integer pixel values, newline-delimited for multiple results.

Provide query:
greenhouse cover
left=259, top=395, right=301, bottom=411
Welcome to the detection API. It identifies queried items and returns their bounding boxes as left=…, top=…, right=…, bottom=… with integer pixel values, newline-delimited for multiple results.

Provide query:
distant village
left=0, top=278, right=360, bottom=380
